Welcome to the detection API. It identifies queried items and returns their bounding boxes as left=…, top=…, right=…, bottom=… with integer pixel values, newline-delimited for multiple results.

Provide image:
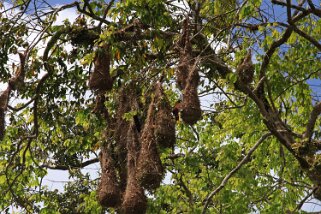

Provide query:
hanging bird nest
left=97, top=143, right=121, bottom=208
left=121, top=124, right=147, bottom=214
left=136, top=96, right=164, bottom=190
left=236, top=49, right=254, bottom=85
left=89, top=43, right=114, bottom=91
left=114, top=86, right=133, bottom=191
left=154, top=83, right=176, bottom=148
left=0, top=88, right=10, bottom=141
left=181, top=62, right=202, bottom=125
left=176, top=18, right=194, bottom=90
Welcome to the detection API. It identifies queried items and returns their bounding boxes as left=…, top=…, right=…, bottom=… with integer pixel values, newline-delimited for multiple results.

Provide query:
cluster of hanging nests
left=96, top=83, right=176, bottom=213
left=90, top=18, right=202, bottom=213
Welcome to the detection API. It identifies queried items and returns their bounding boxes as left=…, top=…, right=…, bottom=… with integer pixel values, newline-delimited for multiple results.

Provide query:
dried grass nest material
left=236, top=49, right=254, bottom=84
left=176, top=18, right=193, bottom=90
left=97, top=144, right=121, bottom=208
left=181, top=63, right=202, bottom=125
left=154, top=83, right=176, bottom=148
left=89, top=44, right=114, bottom=91
left=136, top=96, right=164, bottom=190
left=121, top=124, right=147, bottom=214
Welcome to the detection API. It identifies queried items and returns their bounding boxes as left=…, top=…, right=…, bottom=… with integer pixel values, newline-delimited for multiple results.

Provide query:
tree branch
left=41, top=158, right=99, bottom=170
left=294, top=186, right=317, bottom=211
left=304, top=101, right=321, bottom=142
left=202, top=133, right=272, bottom=213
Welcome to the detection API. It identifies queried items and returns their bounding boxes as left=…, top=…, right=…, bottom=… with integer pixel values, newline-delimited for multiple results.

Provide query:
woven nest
left=97, top=144, right=121, bottom=208
left=121, top=124, right=147, bottom=214
left=136, top=97, right=164, bottom=190
left=154, top=83, right=176, bottom=148
left=0, top=88, right=9, bottom=141
left=181, top=64, right=202, bottom=125
left=176, top=18, right=194, bottom=90
left=89, top=44, right=113, bottom=91
left=177, top=54, right=190, bottom=90
left=114, top=86, right=133, bottom=191
left=236, top=50, right=254, bottom=85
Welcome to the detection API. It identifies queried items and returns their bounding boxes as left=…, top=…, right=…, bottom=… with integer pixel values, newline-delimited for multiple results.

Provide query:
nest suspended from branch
left=181, top=62, right=202, bottom=125
left=236, top=49, right=254, bottom=85
left=0, top=88, right=10, bottom=141
left=97, top=144, right=121, bottom=208
left=136, top=96, right=164, bottom=190
left=176, top=18, right=194, bottom=90
left=89, top=44, right=114, bottom=91
left=154, top=83, right=176, bottom=148
left=121, top=123, right=147, bottom=214
left=113, top=85, right=135, bottom=191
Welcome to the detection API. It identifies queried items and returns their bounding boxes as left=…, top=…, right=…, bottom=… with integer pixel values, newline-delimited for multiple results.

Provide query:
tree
left=1, top=0, right=321, bottom=213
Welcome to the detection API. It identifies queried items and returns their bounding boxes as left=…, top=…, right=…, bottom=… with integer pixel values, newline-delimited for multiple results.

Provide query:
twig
left=41, top=158, right=99, bottom=170
left=294, top=186, right=317, bottom=211
left=202, top=132, right=272, bottom=213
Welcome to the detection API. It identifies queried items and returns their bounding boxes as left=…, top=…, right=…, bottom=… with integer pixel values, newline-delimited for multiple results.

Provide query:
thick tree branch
left=291, top=24, right=321, bottom=51
left=202, top=133, right=272, bottom=213
left=272, top=0, right=306, bottom=12
left=304, top=101, right=321, bottom=142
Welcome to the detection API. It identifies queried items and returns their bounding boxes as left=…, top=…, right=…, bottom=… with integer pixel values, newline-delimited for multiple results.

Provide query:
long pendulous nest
left=154, top=83, right=176, bottom=148
left=181, top=62, right=202, bottom=125
left=89, top=44, right=114, bottom=91
left=176, top=18, right=193, bottom=90
left=236, top=49, right=254, bottom=85
left=121, top=123, right=147, bottom=214
left=114, top=85, right=135, bottom=192
left=136, top=96, right=164, bottom=190
left=97, top=143, right=121, bottom=208
left=0, top=88, right=10, bottom=141
left=175, top=18, right=202, bottom=125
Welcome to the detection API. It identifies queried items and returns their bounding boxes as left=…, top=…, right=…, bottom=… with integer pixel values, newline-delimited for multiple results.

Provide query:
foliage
left=0, top=0, right=321, bottom=213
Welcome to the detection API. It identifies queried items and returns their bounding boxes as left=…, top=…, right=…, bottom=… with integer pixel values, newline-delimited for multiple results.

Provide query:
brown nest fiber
left=114, top=85, right=136, bottom=192
left=0, top=88, right=10, bottom=141
left=136, top=96, right=164, bottom=190
left=121, top=124, right=147, bottom=214
left=181, top=62, right=202, bottom=125
left=176, top=18, right=194, bottom=90
left=89, top=44, right=113, bottom=91
left=97, top=144, right=121, bottom=208
left=154, top=83, right=176, bottom=148
left=236, top=49, right=254, bottom=85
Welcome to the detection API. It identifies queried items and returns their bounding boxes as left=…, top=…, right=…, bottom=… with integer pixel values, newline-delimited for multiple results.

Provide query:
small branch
left=7, top=98, right=35, bottom=112
left=178, top=176, right=194, bottom=205
left=259, top=27, right=293, bottom=80
left=294, top=186, right=317, bottom=211
left=202, top=133, right=272, bottom=214
left=76, top=2, right=111, bottom=25
left=41, top=158, right=99, bottom=170
left=291, top=24, right=321, bottom=51
left=286, top=0, right=293, bottom=23
left=272, top=0, right=307, bottom=12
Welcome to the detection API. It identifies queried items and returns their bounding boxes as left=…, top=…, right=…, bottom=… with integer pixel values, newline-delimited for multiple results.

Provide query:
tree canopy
left=1, top=0, right=321, bottom=213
